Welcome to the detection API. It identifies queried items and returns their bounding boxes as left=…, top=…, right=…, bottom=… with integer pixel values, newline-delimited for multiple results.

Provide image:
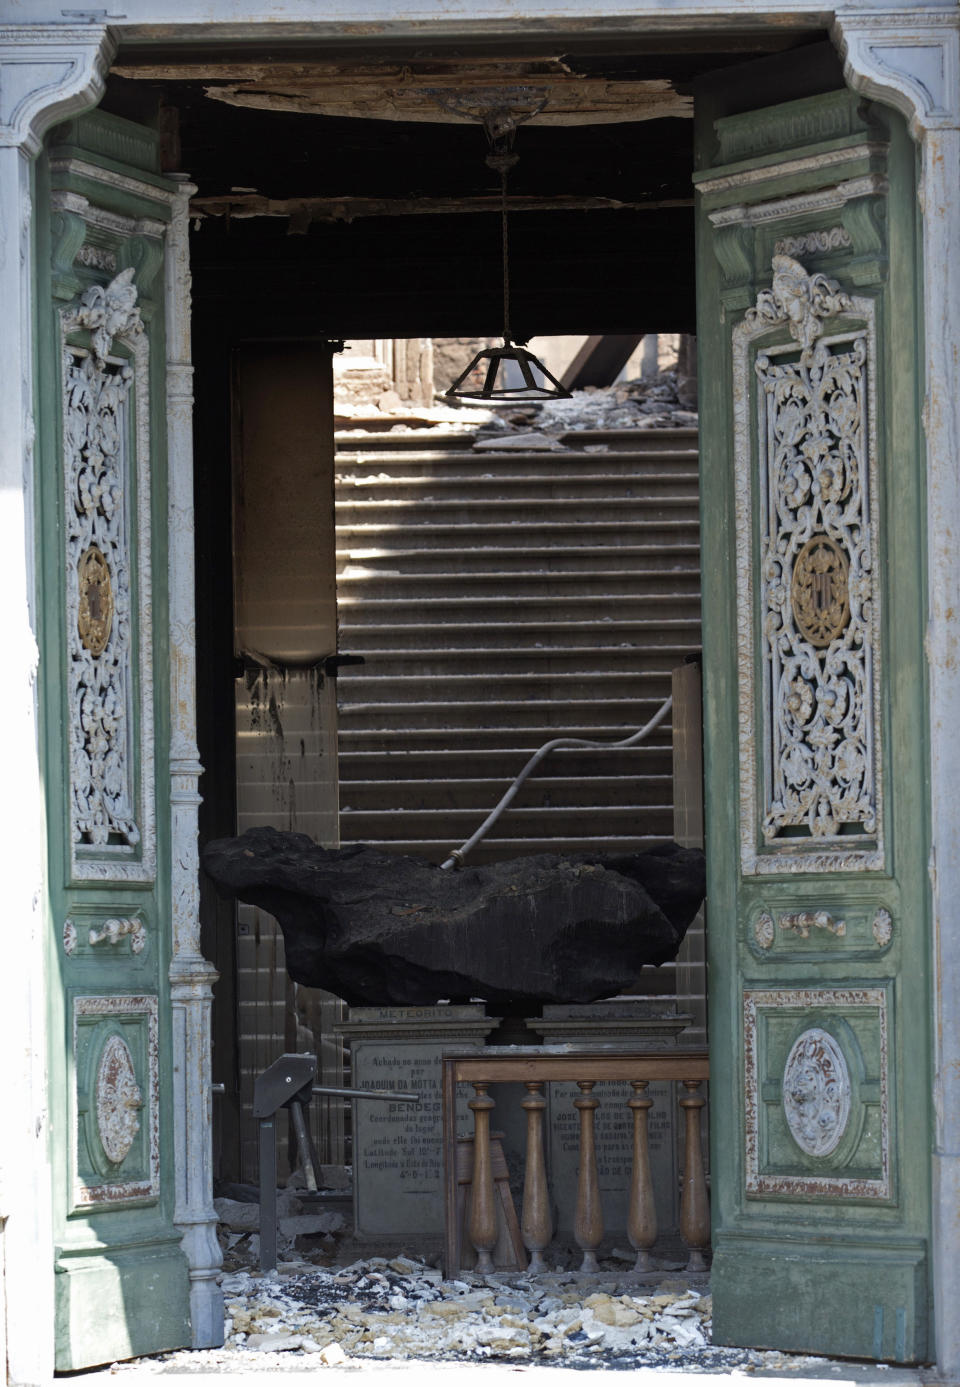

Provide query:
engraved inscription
left=549, top=1080, right=678, bottom=1236
left=350, top=1041, right=473, bottom=1238
left=782, top=1027, right=851, bottom=1157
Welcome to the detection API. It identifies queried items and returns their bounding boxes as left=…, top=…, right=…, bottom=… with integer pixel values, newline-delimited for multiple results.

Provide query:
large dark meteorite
left=203, top=827, right=705, bottom=1006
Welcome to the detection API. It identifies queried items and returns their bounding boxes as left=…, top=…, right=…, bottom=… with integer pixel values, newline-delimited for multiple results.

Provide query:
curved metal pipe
left=439, top=693, right=674, bottom=871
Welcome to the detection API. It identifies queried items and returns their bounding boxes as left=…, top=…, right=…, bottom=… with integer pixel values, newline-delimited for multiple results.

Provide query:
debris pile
left=215, top=1257, right=727, bottom=1366
left=215, top=1190, right=348, bottom=1268
left=333, top=358, right=697, bottom=438
left=535, top=370, right=696, bottom=433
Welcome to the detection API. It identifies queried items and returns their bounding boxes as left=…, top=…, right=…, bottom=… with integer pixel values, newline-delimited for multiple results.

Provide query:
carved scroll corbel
left=88, top=917, right=146, bottom=953
left=779, top=910, right=846, bottom=939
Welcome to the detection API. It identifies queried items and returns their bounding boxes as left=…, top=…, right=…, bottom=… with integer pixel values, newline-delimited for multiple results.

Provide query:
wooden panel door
left=36, top=111, right=192, bottom=1368
left=694, top=76, right=931, bottom=1360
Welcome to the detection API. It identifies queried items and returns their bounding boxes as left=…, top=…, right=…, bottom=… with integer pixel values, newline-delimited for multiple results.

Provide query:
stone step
left=336, top=667, right=672, bottom=703
left=338, top=773, right=672, bottom=811
left=337, top=801, right=674, bottom=837
left=334, top=470, right=701, bottom=500
left=339, top=732, right=674, bottom=754
left=333, top=423, right=700, bottom=884
left=334, top=426, right=697, bottom=454
left=337, top=507, right=696, bottom=532
left=338, top=618, right=701, bottom=651
left=338, top=592, right=701, bottom=623
left=338, top=546, right=701, bottom=577
left=336, top=452, right=699, bottom=484
left=338, top=646, right=699, bottom=677
left=338, top=743, right=674, bottom=781
left=335, top=834, right=673, bottom=863
left=336, top=694, right=671, bottom=731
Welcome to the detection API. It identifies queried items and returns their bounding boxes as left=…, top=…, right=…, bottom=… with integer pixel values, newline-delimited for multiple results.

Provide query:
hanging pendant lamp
left=445, top=138, right=571, bottom=404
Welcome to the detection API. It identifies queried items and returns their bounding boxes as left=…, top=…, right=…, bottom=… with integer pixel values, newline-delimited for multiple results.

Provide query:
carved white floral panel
left=72, top=994, right=160, bottom=1207
left=743, top=987, right=890, bottom=1200
left=733, top=255, right=882, bottom=874
left=62, top=269, right=155, bottom=882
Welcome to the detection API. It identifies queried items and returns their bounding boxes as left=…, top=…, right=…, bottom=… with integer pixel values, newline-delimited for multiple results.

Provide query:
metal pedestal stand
left=253, top=1052, right=419, bottom=1271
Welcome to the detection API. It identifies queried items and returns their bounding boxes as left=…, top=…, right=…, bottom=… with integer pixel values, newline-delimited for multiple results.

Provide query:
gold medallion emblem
left=791, top=534, right=850, bottom=648
left=77, top=545, right=114, bottom=656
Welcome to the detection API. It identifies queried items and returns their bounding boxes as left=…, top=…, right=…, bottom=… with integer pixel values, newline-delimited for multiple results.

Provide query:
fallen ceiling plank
left=199, top=77, right=691, bottom=125
left=560, top=335, right=645, bottom=390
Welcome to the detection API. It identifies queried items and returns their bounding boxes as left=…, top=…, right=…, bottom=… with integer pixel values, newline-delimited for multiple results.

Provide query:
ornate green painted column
left=0, top=28, right=113, bottom=1383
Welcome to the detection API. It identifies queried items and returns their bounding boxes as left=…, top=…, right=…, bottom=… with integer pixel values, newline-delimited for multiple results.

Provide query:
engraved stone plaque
left=547, top=1079, right=680, bottom=1241
left=337, top=1006, right=493, bottom=1242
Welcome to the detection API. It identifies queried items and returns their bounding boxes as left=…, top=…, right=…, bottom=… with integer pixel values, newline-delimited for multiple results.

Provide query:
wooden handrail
left=442, top=1048, right=709, bottom=1278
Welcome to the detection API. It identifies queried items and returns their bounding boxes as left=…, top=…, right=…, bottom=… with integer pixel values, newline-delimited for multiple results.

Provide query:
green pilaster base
left=54, top=1241, right=191, bottom=1370
left=712, top=1236, right=928, bottom=1363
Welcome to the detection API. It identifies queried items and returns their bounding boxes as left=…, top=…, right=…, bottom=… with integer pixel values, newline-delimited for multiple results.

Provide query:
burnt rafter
left=189, top=191, right=693, bottom=226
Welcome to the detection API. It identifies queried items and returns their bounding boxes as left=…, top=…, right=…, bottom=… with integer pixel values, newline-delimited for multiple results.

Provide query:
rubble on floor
left=215, top=1258, right=720, bottom=1365
left=528, top=370, right=697, bottom=434
left=332, top=367, right=697, bottom=438
left=120, top=1246, right=829, bottom=1374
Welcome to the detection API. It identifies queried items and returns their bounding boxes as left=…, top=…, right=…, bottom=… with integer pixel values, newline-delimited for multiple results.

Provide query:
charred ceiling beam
left=111, top=58, right=692, bottom=125
left=189, top=191, right=693, bottom=229
left=189, top=194, right=665, bottom=219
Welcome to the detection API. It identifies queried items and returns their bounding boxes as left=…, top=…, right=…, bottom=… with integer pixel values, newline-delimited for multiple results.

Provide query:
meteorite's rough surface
left=202, top=827, right=706, bottom=1006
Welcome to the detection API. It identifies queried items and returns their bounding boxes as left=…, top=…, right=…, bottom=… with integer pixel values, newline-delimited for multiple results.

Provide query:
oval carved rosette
left=95, top=1033, right=144, bottom=1166
left=782, top=1027, right=851, bottom=1157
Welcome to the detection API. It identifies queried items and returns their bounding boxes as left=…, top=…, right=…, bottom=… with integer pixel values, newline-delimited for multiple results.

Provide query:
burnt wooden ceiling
left=101, top=34, right=834, bottom=337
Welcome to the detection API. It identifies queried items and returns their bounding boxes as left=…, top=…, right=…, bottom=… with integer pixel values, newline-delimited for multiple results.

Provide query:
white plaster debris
left=186, top=1257, right=762, bottom=1369
left=105, top=1253, right=841, bottom=1376
left=213, top=1259, right=721, bottom=1364
left=526, top=370, right=697, bottom=435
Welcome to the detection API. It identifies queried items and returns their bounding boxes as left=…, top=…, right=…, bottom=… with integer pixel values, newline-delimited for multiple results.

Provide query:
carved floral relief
left=734, top=255, right=882, bottom=873
left=62, top=269, right=155, bottom=881
left=781, top=1026, right=851, bottom=1157
left=73, top=994, right=160, bottom=1207
left=743, top=987, right=890, bottom=1199
left=95, top=1033, right=143, bottom=1164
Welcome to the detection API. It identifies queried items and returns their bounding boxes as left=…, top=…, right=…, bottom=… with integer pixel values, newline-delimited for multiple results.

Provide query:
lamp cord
left=500, top=162, right=511, bottom=345
left=487, top=149, right=518, bottom=346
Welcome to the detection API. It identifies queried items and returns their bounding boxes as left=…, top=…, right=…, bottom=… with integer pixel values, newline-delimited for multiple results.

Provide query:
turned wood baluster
left=627, top=1079, right=657, bottom=1272
left=467, top=1081, right=498, bottom=1274
left=679, top=1079, right=710, bottom=1271
left=573, top=1079, right=603, bottom=1273
left=520, top=1080, right=552, bottom=1273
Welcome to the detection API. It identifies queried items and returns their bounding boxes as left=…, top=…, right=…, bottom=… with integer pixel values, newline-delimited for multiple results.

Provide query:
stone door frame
left=0, top=9, right=957, bottom=1381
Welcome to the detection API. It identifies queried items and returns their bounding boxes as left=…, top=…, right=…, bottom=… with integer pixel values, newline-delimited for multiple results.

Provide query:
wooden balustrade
left=442, top=1049, right=709, bottom=1278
